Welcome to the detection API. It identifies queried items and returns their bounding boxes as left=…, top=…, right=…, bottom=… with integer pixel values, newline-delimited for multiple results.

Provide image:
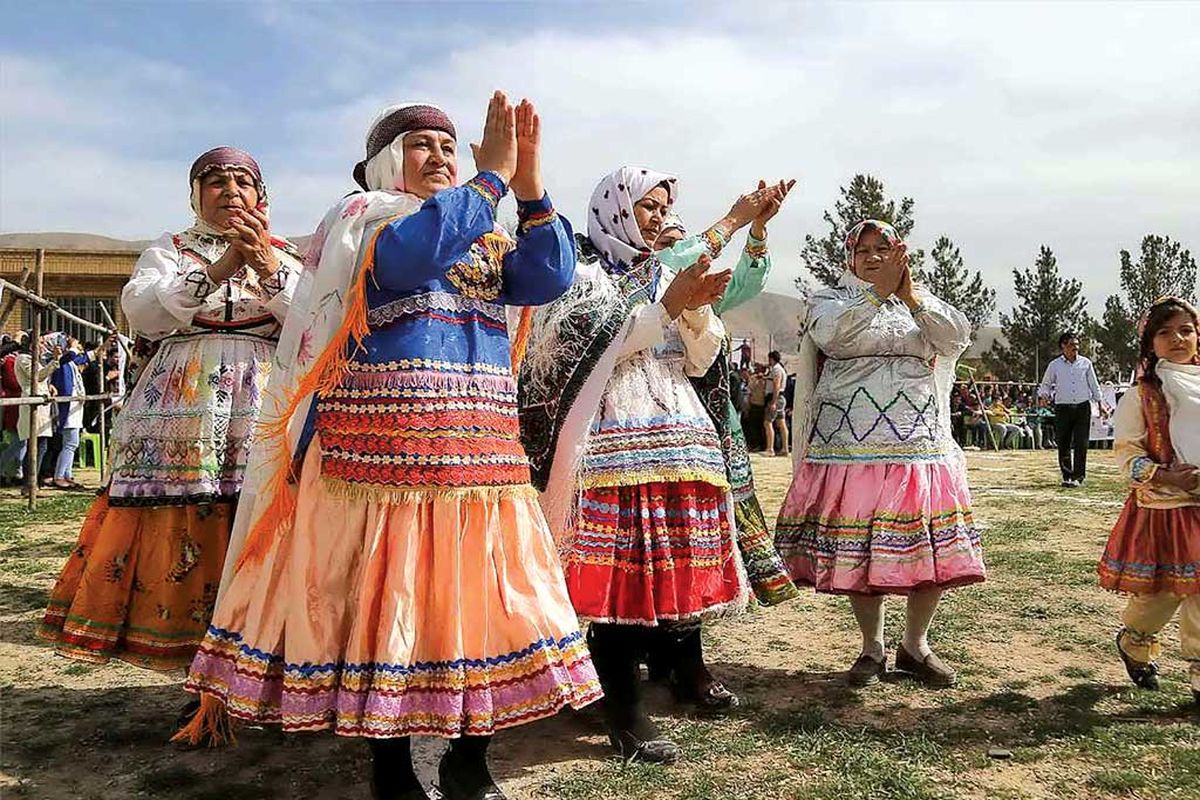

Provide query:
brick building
left=1, top=248, right=138, bottom=342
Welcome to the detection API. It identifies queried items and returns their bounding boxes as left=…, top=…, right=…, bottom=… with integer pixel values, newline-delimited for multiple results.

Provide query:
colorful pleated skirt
left=183, top=442, right=601, bottom=739
left=725, top=404, right=799, bottom=606
left=563, top=480, right=749, bottom=625
left=774, top=460, right=985, bottom=595
left=39, top=493, right=233, bottom=669
left=1098, top=496, right=1200, bottom=596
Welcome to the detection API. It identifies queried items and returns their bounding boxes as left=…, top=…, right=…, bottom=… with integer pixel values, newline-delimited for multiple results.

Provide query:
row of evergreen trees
left=796, top=175, right=1197, bottom=382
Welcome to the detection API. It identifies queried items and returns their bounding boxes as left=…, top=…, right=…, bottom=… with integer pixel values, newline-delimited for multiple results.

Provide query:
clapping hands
left=471, top=91, right=544, bottom=201
left=661, top=255, right=732, bottom=319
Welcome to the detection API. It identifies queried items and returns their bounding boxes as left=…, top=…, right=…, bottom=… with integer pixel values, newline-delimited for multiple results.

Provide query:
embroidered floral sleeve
left=1113, top=386, right=1158, bottom=484
left=122, top=235, right=213, bottom=338
left=371, top=171, right=507, bottom=296
left=1130, top=456, right=1159, bottom=484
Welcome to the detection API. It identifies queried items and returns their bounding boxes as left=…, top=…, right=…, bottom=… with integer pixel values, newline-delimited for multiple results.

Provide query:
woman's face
left=403, top=130, right=457, bottom=199
left=633, top=185, right=671, bottom=247
left=851, top=228, right=894, bottom=280
left=1152, top=310, right=1199, bottom=364
left=198, top=169, right=259, bottom=230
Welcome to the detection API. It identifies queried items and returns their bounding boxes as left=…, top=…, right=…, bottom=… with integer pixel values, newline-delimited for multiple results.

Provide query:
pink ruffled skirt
left=774, top=460, right=985, bottom=595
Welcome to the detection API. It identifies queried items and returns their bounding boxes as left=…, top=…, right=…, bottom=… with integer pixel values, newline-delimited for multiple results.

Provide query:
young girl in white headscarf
left=1098, top=296, right=1200, bottom=706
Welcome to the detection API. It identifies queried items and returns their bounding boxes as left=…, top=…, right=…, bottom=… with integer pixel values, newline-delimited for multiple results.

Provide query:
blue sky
left=2, top=1, right=1198, bottom=317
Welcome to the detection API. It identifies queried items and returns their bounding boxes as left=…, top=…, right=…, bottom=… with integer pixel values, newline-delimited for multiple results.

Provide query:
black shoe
left=437, top=748, right=506, bottom=800
left=607, top=728, right=681, bottom=765
left=846, top=652, right=886, bottom=687
left=670, top=673, right=739, bottom=713
left=1116, top=630, right=1159, bottom=690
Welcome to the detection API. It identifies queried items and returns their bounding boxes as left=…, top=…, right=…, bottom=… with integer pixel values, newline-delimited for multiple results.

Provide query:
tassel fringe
left=170, top=693, right=234, bottom=748
left=236, top=214, right=406, bottom=573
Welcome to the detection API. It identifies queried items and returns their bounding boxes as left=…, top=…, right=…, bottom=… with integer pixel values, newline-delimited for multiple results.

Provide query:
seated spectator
left=985, top=398, right=1023, bottom=449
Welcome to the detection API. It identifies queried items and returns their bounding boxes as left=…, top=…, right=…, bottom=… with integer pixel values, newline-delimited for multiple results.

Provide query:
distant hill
left=0, top=232, right=150, bottom=252
left=722, top=291, right=804, bottom=368
left=0, top=231, right=315, bottom=252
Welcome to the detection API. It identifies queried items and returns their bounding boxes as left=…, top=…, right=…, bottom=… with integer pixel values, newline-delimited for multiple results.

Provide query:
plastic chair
left=76, top=432, right=105, bottom=472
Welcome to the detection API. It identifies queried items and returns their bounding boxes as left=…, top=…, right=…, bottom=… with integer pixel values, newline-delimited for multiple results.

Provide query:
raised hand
left=750, top=178, right=796, bottom=239
left=687, top=267, right=733, bottom=310
left=661, top=256, right=709, bottom=319
left=870, top=242, right=909, bottom=299
left=469, top=90, right=517, bottom=185
left=509, top=98, right=543, bottom=201
left=726, top=184, right=778, bottom=229
left=227, top=206, right=280, bottom=277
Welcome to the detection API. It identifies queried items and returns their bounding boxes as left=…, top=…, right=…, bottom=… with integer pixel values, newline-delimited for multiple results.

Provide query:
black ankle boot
left=438, top=736, right=506, bottom=800
left=644, top=626, right=674, bottom=683
left=369, top=737, right=428, bottom=800
left=589, top=624, right=681, bottom=765
left=667, top=626, right=738, bottom=713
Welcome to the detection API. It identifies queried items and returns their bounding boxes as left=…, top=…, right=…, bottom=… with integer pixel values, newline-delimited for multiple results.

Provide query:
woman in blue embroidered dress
left=519, top=167, right=785, bottom=763
left=183, top=95, right=599, bottom=800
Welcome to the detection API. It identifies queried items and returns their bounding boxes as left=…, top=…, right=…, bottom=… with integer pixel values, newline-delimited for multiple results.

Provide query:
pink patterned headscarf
left=844, top=219, right=902, bottom=270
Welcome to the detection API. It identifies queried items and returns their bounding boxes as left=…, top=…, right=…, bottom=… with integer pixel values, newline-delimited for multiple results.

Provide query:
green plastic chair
left=76, top=432, right=105, bottom=472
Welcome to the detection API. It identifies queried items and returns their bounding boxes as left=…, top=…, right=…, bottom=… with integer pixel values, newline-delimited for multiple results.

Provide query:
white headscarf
left=358, top=102, right=455, bottom=193
left=585, top=166, right=677, bottom=270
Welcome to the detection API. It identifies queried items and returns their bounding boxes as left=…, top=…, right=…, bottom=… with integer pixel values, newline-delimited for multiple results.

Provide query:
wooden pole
left=0, top=263, right=34, bottom=329
left=0, top=278, right=117, bottom=338
left=25, top=250, right=44, bottom=508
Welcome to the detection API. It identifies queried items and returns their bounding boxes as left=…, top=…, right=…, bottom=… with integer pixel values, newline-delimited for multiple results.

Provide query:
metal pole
left=25, top=250, right=44, bottom=509
left=969, top=375, right=999, bottom=451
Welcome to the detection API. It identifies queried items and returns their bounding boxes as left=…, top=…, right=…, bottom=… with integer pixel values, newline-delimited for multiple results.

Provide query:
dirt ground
left=1, top=449, right=1196, bottom=800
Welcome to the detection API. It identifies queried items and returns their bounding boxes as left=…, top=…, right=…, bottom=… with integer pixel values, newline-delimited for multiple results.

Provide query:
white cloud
left=3, top=1, right=1198, bottom=320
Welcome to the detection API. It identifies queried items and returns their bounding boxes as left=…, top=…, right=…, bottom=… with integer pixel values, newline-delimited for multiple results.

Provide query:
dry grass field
left=1, top=450, right=1196, bottom=799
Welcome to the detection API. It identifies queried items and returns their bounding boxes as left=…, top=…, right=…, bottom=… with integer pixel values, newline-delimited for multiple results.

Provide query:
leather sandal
left=895, top=645, right=957, bottom=688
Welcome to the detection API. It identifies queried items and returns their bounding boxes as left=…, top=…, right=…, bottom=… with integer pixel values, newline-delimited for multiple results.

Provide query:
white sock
left=849, top=594, right=885, bottom=660
left=902, top=589, right=942, bottom=659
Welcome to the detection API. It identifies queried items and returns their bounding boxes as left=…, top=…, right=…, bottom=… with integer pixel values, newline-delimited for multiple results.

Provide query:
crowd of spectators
left=729, top=355, right=796, bottom=455
left=950, top=381, right=1059, bottom=450
left=0, top=328, right=129, bottom=490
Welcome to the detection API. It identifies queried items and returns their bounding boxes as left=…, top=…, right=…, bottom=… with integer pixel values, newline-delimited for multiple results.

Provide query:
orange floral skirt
left=39, top=493, right=234, bottom=670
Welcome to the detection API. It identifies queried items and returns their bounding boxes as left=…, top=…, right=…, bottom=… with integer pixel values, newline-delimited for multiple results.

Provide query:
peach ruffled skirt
left=185, top=442, right=601, bottom=738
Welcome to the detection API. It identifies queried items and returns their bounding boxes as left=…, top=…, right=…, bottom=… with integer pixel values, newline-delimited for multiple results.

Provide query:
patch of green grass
left=1087, top=768, right=1147, bottom=794
left=0, top=494, right=94, bottom=538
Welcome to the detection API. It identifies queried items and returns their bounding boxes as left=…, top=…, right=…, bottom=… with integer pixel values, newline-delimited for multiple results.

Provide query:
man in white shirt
left=1039, top=332, right=1107, bottom=487
left=764, top=350, right=789, bottom=456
